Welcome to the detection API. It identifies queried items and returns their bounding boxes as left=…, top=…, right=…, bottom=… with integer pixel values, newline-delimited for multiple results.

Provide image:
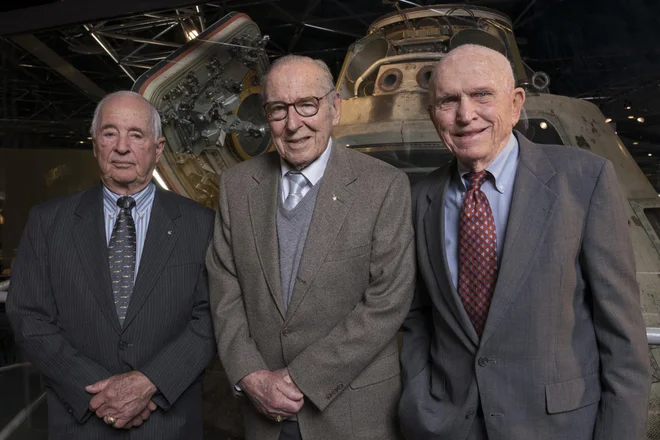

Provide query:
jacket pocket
left=350, top=351, right=400, bottom=389
left=325, top=243, right=371, bottom=262
left=429, top=367, right=446, bottom=400
left=545, top=372, right=601, bottom=414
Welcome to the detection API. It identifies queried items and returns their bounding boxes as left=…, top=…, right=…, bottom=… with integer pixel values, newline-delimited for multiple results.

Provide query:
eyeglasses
left=263, top=89, right=335, bottom=121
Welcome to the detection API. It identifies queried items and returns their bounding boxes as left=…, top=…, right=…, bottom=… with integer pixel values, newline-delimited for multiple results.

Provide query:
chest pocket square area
left=325, top=243, right=371, bottom=262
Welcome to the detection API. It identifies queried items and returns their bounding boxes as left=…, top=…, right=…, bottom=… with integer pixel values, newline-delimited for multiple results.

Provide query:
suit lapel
left=122, top=188, right=179, bottom=330
left=480, top=134, right=558, bottom=346
left=249, top=154, right=286, bottom=319
left=284, top=146, right=356, bottom=321
left=73, top=186, right=121, bottom=334
left=423, top=163, right=480, bottom=347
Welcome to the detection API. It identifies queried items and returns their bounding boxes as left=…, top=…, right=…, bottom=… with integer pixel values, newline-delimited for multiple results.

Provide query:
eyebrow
left=100, top=124, right=145, bottom=133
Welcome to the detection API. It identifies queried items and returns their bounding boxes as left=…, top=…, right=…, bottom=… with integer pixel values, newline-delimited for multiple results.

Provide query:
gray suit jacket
left=399, top=132, right=650, bottom=440
left=206, top=145, right=415, bottom=440
left=7, top=186, right=216, bottom=440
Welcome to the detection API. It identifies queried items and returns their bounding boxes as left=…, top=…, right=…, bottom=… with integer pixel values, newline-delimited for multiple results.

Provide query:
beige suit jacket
left=207, top=145, right=415, bottom=440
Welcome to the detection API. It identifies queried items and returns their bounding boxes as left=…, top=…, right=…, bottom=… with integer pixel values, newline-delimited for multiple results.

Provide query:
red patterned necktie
left=458, top=171, right=498, bottom=337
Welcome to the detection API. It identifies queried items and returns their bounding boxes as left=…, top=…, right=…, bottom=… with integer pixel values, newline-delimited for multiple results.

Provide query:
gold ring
left=275, top=415, right=283, bottom=423
left=104, top=415, right=116, bottom=425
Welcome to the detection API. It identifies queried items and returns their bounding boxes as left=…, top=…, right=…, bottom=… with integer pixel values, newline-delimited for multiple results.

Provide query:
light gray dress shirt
left=280, top=139, right=332, bottom=201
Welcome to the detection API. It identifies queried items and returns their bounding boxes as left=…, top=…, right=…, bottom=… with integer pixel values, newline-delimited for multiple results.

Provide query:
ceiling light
left=628, top=115, right=635, bottom=119
left=633, top=142, right=639, bottom=145
left=605, top=118, right=612, bottom=123
left=186, top=29, right=199, bottom=41
left=539, top=122, right=548, bottom=129
left=182, top=19, right=199, bottom=41
left=626, top=106, right=632, bottom=110
left=648, top=153, right=653, bottom=157
left=637, top=117, right=645, bottom=123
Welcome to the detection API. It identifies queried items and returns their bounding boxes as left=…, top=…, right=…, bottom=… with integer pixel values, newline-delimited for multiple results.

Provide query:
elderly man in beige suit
left=206, top=55, right=415, bottom=440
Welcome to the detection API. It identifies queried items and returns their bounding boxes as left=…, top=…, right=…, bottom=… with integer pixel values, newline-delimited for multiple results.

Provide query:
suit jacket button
left=477, top=357, right=488, bottom=367
left=119, top=341, right=128, bottom=350
left=282, top=328, right=290, bottom=336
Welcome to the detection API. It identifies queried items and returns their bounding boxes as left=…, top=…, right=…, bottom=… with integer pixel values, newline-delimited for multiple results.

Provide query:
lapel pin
left=167, top=230, right=172, bottom=235
left=332, top=194, right=337, bottom=201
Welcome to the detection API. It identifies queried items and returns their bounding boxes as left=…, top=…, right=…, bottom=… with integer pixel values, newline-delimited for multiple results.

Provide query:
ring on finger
left=104, top=415, right=116, bottom=425
left=275, top=415, right=283, bottom=423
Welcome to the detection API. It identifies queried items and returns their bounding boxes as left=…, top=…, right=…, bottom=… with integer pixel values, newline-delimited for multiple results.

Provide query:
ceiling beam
left=10, top=34, right=107, bottom=100
left=0, top=0, right=202, bottom=36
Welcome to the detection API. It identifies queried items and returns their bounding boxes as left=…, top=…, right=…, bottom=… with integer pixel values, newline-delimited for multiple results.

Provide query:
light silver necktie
left=284, top=172, right=308, bottom=210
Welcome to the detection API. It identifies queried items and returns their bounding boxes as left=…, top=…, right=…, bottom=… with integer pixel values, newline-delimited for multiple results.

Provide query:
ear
left=92, top=140, right=98, bottom=158
left=511, top=87, right=526, bottom=126
left=331, top=92, right=341, bottom=126
left=155, top=137, right=166, bottom=163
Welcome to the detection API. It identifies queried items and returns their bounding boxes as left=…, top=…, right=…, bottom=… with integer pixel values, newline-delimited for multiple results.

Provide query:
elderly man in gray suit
left=7, top=91, right=215, bottom=439
left=206, top=55, right=415, bottom=440
left=399, top=44, right=650, bottom=440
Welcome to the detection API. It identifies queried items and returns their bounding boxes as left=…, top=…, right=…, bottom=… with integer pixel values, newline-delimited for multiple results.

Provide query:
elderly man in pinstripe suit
left=7, top=91, right=216, bottom=439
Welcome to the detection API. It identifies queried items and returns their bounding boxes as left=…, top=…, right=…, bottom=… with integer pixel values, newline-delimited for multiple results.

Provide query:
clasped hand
left=240, top=368, right=304, bottom=421
left=86, top=371, right=158, bottom=429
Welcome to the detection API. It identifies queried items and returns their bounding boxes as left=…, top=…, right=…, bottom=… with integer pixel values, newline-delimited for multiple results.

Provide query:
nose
left=285, top=106, right=303, bottom=132
left=456, top=97, right=476, bottom=125
left=115, top=132, right=130, bottom=153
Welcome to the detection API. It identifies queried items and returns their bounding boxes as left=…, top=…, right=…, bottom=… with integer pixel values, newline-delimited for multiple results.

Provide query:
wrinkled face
left=264, top=61, right=340, bottom=170
left=429, top=50, right=525, bottom=171
left=93, top=95, right=165, bottom=194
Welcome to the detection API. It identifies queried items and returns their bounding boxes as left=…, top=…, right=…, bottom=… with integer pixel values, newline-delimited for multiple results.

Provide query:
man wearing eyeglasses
left=207, top=55, right=415, bottom=440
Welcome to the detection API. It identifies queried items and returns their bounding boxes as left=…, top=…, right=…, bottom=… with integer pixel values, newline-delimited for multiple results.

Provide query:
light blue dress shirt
left=103, top=183, right=156, bottom=279
left=444, top=134, right=519, bottom=290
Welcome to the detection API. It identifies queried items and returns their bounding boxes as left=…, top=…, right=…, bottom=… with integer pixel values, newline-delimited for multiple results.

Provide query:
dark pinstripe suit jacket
left=6, top=185, right=216, bottom=440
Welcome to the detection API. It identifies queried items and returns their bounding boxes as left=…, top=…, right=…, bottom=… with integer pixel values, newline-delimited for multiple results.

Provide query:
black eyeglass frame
left=262, top=89, right=335, bottom=121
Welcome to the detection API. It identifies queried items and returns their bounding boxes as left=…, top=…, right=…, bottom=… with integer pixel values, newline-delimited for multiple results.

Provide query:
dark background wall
left=0, top=149, right=99, bottom=258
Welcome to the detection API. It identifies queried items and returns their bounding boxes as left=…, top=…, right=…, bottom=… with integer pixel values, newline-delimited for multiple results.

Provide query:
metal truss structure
left=0, top=0, right=659, bottom=187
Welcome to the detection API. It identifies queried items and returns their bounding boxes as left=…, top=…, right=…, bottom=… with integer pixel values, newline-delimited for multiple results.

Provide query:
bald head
left=427, top=43, right=525, bottom=172
left=429, top=44, right=515, bottom=102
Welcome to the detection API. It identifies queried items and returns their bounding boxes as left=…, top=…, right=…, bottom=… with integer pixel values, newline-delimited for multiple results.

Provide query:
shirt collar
left=280, top=138, right=333, bottom=186
left=457, top=133, right=519, bottom=194
left=103, top=182, right=155, bottom=214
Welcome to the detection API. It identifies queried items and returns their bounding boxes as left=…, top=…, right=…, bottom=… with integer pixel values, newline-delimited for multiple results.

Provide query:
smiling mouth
left=286, top=137, right=311, bottom=145
left=456, top=127, right=488, bottom=138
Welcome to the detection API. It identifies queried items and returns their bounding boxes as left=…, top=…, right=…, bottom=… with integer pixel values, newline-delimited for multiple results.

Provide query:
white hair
left=90, top=90, right=162, bottom=141
left=260, top=55, right=336, bottom=100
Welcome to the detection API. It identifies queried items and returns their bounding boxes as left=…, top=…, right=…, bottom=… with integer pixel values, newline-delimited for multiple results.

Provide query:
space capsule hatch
left=133, top=12, right=271, bottom=207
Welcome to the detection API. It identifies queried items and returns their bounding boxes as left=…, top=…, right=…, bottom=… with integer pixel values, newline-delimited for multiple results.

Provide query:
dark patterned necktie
left=458, top=171, right=498, bottom=337
left=108, top=196, right=136, bottom=326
